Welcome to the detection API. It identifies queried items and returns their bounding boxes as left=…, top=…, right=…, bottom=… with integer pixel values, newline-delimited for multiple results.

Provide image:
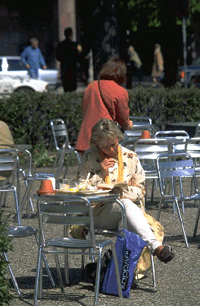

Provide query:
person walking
left=75, top=58, right=133, bottom=154
left=55, top=27, right=82, bottom=92
left=127, top=45, right=143, bottom=87
left=21, top=38, right=47, bottom=79
left=151, top=44, right=164, bottom=86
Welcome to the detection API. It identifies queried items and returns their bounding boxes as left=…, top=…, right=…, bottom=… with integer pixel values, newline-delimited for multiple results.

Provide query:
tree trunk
left=160, top=0, right=180, bottom=87
left=91, top=0, right=120, bottom=79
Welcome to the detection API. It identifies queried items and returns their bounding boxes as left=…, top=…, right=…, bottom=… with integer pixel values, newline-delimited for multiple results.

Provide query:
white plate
left=57, top=189, right=111, bottom=195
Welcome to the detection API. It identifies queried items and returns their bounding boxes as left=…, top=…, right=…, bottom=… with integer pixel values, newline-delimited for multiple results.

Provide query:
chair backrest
left=156, top=152, right=198, bottom=197
left=122, top=125, right=158, bottom=150
left=133, top=138, right=172, bottom=161
left=50, top=119, right=69, bottom=151
left=37, top=195, right=96, bottom=248
left=0, top=149, right=17, bottom=182
left=129, top=116, right=152, bottom=125
left=185, top=137, right=200, bottom=159
left=155, top=130, right=190, bottom=143
left=194, top=123, right=200, bottom=137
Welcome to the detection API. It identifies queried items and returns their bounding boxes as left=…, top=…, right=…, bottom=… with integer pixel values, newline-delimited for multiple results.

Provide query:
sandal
left=156, top=245, right=175, bottom=264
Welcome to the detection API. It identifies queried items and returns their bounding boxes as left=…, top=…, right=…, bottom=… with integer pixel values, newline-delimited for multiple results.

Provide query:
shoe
left=154, top=245, right=175, bottom=264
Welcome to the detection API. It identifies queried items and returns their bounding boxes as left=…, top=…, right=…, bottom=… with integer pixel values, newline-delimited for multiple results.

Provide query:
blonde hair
left=90, top=118, right=124, bottom=149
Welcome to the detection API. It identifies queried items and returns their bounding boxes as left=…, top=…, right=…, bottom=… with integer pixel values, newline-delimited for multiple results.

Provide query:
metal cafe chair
left=4, top=226, right=55, bottom=296
left=156, top=152, right=200, bottom=248
left=155, top=130, right=190, bottom=153
left=34, top=194, right=123, bottom=306
left=194, top=122, right=200, bottom=137
left=129, top=116, right=153, bottom=125
left=0, top=149, right=21, bottom=223
left=121, top=125, right=158, bottom=151
left=50, top=119, right=81, bottom=178
left=0, top=150, right=55, bottom=295
left=185, top=137, right=200, bottom=194
left=133, top=138, right=172, bottom=203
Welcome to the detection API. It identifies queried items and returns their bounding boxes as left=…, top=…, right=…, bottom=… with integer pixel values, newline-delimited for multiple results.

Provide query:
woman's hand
left=100, top=158, right=116, bottom=174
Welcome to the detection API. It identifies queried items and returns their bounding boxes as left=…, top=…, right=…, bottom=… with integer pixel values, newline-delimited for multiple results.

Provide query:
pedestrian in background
left=55, top=27, right=82, bottom=92
left=75, top=58, right=133, bottom=154
left=21, top=38, right=47, bottom=79
left=127, top=45, right=143, bottom=87
left=151, top=44, right=164, bottom=86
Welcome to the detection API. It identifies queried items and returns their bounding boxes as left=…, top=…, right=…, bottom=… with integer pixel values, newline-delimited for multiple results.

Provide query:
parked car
left=0, top=75, right=49, bottom=97
left=0, top=56, right=59, bottom=89
left=178, top=57, right=200, bottom=88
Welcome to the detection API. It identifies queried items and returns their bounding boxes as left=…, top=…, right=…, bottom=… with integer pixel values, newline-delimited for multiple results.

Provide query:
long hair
left=90, top=118, right=124, bottom=149
left=99, top=58, right=127, bottom=85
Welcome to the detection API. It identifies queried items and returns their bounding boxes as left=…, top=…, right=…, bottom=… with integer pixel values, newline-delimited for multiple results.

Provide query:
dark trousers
left=61, top=69, right=77, bottom=92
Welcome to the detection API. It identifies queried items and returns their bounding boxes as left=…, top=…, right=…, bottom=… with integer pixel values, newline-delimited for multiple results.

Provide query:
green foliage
left=1, top=87, right=200, bottom=166
left=128, top=85, right=200, bottom=129
left=0, top=214, right=12, bottom=305
left=117, top=0, right=200, bottom=31
left=0, top=91, right=83, bottom=148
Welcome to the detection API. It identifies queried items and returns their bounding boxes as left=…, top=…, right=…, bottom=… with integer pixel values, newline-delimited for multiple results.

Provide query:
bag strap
left=98, top=81, right=113, bottom=119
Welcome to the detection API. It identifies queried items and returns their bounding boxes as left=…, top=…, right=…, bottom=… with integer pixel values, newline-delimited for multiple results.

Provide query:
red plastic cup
left=140, top=130, right=151, bottom=139
left=38, top=179, right=56, bottom=195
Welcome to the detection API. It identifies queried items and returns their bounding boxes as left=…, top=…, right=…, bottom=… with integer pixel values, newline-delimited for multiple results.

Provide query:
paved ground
left=2, top=164, right=200, bottom=306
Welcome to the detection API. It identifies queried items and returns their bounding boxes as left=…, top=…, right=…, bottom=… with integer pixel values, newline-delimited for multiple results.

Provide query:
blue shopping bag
left=102, top=229, right=146, bottom=298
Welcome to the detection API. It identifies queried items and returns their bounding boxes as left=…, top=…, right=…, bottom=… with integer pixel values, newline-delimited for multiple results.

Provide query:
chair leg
left=53, top=247, right=65, bottom=294
left=13, top=187, right=21, bottom=226
left=150, top=253, right=156, bottom=287
left=156, top=199, right=163, bottom=221
left=63, top=153, right=73, bottom=178
left=3, top=252, right=21, bottom=295
left=21, top=170, right=34, bottom=213
left=75, top=151, right=81, bottom=164
left=21, top=180, right=34, bottom=213
left=64, top=253, right=70, bottom=285
left=34, top=246, right=43, bottom=306
left=110, top=243, right=123, bottom=298
left=51, top=151, right=59, bottom=174
left=57, top=149, right=65, bottom=178
left=34, top=234, right=55, bottom=287
left=174, top=199, right=189, bottom=248
left=193, top=201, right=200, bottom=238
left=151, top=179, right=155, bottom=204
left=94, top=248, right=103, bottom=306
left=1, top=192, right=6, bottom=208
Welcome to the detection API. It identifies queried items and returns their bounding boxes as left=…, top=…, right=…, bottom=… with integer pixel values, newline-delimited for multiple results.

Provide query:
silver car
left=0, top=56, right=59, bottom=89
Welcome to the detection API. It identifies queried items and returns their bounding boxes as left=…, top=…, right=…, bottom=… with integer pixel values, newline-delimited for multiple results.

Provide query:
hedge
left=1, top=85, right=200, bottom=149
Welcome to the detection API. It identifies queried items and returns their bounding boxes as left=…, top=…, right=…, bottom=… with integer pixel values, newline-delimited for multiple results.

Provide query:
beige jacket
left=0, top=121, right=15, bottom=181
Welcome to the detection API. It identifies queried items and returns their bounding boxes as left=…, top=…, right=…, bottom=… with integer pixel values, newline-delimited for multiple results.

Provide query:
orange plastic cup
left=140, top=130, right=151, bottom=139
left=38, top=179, right=56, bottom=195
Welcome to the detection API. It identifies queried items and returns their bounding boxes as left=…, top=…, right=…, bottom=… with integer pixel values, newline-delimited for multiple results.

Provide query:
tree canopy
left=117, top=0, right=200, bottom=32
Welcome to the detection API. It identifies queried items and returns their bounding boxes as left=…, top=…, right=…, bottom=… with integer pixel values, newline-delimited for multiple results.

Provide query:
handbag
left=102, top=229, right=146, bottom=298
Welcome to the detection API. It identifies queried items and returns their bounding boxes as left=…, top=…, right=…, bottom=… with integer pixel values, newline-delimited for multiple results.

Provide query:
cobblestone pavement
left=2, top=165, right=200, bottom=306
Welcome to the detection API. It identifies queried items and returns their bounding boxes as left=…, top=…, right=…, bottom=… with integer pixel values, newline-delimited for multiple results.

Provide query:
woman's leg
left=93, top=199, right=175, bottom=263
left=93, top=199, right=161, bottom=253
left=120, top=199, right=161, bottom=253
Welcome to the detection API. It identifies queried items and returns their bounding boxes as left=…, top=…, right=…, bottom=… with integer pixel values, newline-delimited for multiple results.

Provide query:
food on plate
left=97, top=182, right=128, bottom=190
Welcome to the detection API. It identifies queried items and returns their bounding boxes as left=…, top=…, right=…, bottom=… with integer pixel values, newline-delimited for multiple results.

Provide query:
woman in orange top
left=75, top=58, right=133, bottom=153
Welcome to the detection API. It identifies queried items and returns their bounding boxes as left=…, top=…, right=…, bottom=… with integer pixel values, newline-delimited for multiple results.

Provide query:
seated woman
left=77, top=118, right=175, bottom=271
